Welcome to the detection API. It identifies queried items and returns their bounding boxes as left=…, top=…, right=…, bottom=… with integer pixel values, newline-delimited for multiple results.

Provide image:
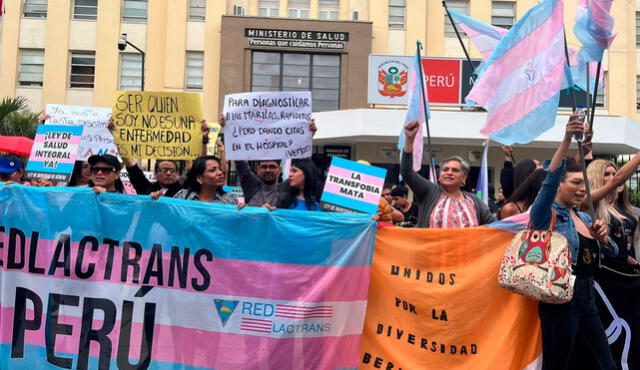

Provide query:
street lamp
left=117, top=33, right=145, bottom=91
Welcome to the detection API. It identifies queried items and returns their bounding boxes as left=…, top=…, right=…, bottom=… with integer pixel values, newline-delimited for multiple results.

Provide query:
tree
left=0, top=96, right=40, bottom=139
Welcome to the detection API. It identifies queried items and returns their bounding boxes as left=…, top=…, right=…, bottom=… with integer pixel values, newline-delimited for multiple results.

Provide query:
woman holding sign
left=401, top=120, right=495, bottom=228
left=173, top=155, right=239, bottom=205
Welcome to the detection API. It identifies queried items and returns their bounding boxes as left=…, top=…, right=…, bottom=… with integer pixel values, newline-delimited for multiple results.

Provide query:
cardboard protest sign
left=223, top=91, right=313, bottom=160
left=24, top=125, right=84, bottom=182
left=206, top=123, right=222, bottom=156
left=45, top=104, right=115, bottom=160
left=321, top=157, right=387, bottom=215
left=111, top=91, right=203, bottom=160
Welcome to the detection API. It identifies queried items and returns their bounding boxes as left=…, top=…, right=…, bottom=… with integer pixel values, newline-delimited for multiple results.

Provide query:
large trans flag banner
left=0, top=185, right=377, bottom=369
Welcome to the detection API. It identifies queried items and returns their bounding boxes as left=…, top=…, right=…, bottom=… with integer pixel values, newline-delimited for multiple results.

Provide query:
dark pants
left=538, top=278, right=617, bottom=370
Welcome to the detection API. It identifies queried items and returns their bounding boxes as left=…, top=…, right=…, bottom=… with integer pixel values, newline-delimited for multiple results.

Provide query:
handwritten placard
left=320, top=157, right=387, bottom=215
left=24, top=125, right=84, bottom=182
left=223, top=91, right=312, bottom=160
left=111, top=91, right=203, bottom=160
left=206, top=123, right=222, bottom=156
left=45, top=104, right=115, bottom=161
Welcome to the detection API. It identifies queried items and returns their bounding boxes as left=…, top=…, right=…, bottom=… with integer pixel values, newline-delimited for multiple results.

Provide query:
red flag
left=0, top=0, right=4, bottom=17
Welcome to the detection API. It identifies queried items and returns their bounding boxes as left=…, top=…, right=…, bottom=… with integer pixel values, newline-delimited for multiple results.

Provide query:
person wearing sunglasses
left=88, top=154, right=125, bottom=194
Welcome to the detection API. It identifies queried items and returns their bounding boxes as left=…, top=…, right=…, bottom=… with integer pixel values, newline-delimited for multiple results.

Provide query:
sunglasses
left=156, top=168, right=177, bottom=174
left=259, top=164, right=278, bottom=170
left=90, top=166, right=115, bottom=175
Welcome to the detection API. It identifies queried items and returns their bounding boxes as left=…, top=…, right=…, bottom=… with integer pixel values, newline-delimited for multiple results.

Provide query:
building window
left=120, top=54, right=143, bottom=90
left=251, top=51, right=340, bottom=112
left=73, top=0, right=98, bottom=20
left=258, top=0, right=279, bottom=17
left=23, top=0, right=48, bottom=18
left=492, top=2, right=515, bottom=29
left=122, top=0, right=147, bottom=22
left=185, top=52, right=204, bottom=90
left=389, top=0, right=406, bottom=29
left=319, top=0, right=339, bottom=20
left=288, top=0, right=310, bottom=19
left=189, top=0, right=205, bottom=21
left=636, top=12, right=640, bottom=46
left=233, top=5, right=245, bottom=15
left=18, top=49, right=45, bottom=87
left=352, top=11, right=359, bottom=21
left=444, top=0, right=469, bottom=37
left=69, top=52, right=96, bottom=88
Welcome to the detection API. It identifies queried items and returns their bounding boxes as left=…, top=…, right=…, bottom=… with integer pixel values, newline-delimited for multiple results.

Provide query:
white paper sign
left=223, top=92, right=313, bottom=160
left=45, top=104, right=116, bottom=161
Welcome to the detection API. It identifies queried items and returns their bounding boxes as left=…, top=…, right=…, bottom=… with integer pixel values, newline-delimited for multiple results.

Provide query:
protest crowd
left=1, top=0, right=639, bottom=368
left=3, top=101, right=640, bottom=369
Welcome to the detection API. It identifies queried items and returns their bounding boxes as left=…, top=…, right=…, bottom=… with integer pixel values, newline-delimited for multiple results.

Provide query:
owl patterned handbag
left=498, top=210, right=575, bottom=304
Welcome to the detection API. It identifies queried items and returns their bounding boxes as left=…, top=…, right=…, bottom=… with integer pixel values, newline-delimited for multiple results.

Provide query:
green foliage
left=0, top=96, right=41, bottom=139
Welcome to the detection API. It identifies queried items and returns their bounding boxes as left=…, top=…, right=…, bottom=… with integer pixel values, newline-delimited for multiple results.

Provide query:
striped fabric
left=397, top=50, right=430, bottom=171
left=573, top=0, right=616, bottom=62
left=466, top=0, right=566, bottom=145
left=446, top=7, right=508, bottom=60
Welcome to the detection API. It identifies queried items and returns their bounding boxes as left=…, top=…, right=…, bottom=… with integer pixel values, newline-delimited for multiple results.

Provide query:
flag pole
left=585, top=63, right=591, bottom=125
left=588, top=61, right=602, bottom=134
left=563, top=30, right=577, bottom=111
left=442, top=1, right=477, bottom=80
left=415, top=41, right=436, bottom=176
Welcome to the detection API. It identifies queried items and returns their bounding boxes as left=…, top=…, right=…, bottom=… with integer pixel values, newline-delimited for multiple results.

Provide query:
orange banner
left=361, top=225, right=542, bottom=369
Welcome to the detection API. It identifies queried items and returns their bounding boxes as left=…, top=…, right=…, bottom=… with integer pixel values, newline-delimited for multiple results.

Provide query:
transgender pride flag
left=573, top=0, right=616, bottom=62
left=397, top=49, right=430, bottom=172
left=446, top=7, right=508, bottom=60
left=466, top=0, right=565, bottom=145
left=0, top=185, right=376, bottom=369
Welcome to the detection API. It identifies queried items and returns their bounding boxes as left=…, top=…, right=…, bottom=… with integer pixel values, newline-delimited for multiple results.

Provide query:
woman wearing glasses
left=87, top=154, right=125, bottom=193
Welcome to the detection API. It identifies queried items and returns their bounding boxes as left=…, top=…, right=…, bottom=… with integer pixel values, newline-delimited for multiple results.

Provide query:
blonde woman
left=587, top=159, right=640, bottom=273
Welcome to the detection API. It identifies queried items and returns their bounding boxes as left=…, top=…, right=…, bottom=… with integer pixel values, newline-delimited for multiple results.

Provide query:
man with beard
left=237, top=160, right=287, bottom=207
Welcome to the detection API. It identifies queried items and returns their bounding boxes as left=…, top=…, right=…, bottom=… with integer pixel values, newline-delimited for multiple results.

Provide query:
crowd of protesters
left=2, top=109, right=640, bottom=370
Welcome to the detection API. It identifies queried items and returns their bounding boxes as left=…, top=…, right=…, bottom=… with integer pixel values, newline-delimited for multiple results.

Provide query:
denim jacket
left=530, top=161, right=618, bottom=265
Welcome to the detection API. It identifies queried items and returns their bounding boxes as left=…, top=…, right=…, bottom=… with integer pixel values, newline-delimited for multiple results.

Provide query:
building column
left=42, top=1, right=72, bottom=105
left=0, top=0, right=22, bottom=98
left=94, top=1, right=122, bottom=107
left=204, top=1, right=226, bottom=121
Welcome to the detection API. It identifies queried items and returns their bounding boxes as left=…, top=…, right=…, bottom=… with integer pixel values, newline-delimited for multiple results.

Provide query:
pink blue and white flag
left=397, top=50, right=430, bottom=172
left=445, top=8, right=508, bottom=60
left=475, top=140, right=489, bottom=204
left=573, top=0, right=616, bottom=62
left=466, top=0, right=566, bottom=145
left=0, top=185, right=377, bottom=369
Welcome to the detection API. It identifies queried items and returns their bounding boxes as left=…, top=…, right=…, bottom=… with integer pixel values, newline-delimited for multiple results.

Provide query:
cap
left=0, top=157, right=24, bottom=173
left=88, top=154, right=122, bottom=171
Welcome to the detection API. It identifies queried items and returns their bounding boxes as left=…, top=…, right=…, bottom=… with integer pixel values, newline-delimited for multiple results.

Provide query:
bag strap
left=548, top=209, right=557, bottom=233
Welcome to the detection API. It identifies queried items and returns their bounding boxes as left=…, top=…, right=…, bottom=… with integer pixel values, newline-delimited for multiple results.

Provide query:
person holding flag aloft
left=400, top=120, right=495, bottom=228
left=530, top=115, right=618, bottom=370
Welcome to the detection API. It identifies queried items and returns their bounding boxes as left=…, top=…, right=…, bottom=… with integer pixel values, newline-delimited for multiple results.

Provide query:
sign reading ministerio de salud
left=245, top=28, right=349, bottom=50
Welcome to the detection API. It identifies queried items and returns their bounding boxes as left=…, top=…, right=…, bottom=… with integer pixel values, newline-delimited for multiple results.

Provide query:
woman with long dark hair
left=68, top=160, right=91, bottom=187
left=277, top=158, right=323, bottom=211
left=173, top=155, right=238, bottom=204
left=498, top=169, right=546, bottom=219
left=530, top=117, right=618, bottom=369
